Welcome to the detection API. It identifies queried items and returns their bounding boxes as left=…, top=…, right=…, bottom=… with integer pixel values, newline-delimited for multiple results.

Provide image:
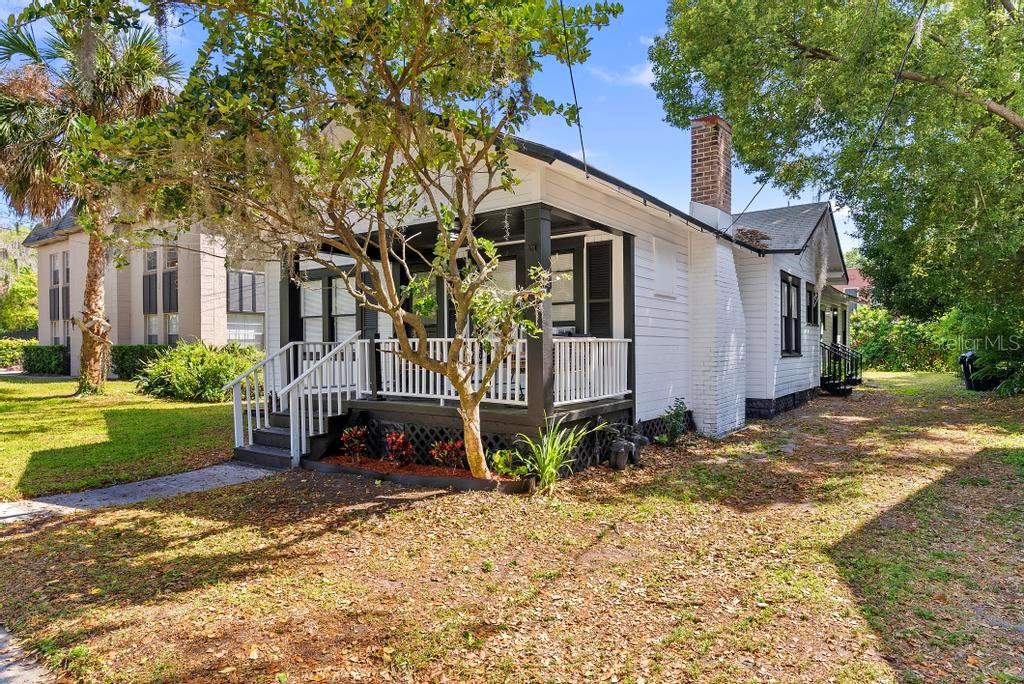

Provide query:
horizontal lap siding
left=771, top=251, right=822, bottom=398
left=541, top=166, right=690, bottom=421
left=735, top=251, right=770, bottom=399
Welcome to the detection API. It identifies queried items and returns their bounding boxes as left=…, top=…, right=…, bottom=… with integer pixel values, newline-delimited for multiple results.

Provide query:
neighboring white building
left=224, top=116, right=859, bottom=469
left=23, top=219, right=269, bottom=376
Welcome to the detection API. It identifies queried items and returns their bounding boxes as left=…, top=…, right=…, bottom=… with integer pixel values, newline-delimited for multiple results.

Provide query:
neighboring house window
left=145, top=249, right=158, bottom=272
left=227, top=270, right=267, bottom=348
left=653, top=238, right=676, bottom=298
left=299, top=279, right=323, bottom=342
left=49, top=251, right=71, bottom=346
left=145, top=314, right=159, bottom=345
left=805, top=283, right=819, bottom=326
left=165, top=245, right=178, bottom=269
left=165, top=313, right=179, bottom=345
left=844, top=287, right=858, bottom=297
left=780, top=271, right=801, bottom=356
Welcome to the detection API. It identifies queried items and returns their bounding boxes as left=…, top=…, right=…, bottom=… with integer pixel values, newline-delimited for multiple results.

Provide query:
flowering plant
left=429, top=439, right=466, bottom=469
left=384, top=432, right=416, bottom=465
left=338, top=426, right=368, bottom=460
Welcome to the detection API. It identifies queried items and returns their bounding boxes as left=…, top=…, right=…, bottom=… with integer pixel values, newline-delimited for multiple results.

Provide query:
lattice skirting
left=350, top=409, right=630, bottom=473
left=635, top=410, right=695, bottom=441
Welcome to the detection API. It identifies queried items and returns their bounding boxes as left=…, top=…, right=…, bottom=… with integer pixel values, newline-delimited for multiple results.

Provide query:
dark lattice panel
left=359, top=419, right=516, bottom=467
left=636, top=410, right=695, bottom=441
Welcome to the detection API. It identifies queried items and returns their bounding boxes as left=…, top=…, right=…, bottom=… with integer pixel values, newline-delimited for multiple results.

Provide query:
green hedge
left=0, top=338, right=36, bottom=368
left=111, top=344, right=170, bottom=380
left=135, top=342, right=264, bottom=402
left=22, top=345, right=69, bottom=375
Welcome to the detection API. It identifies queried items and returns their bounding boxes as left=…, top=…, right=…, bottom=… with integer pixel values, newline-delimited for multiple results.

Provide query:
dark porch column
left=524, top=205, right=553, bottom=424
left=279, top=255, right=302, bottom=344
left=623, top=234, right=637, bottom=423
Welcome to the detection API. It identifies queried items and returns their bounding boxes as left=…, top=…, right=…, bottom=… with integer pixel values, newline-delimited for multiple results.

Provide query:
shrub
left=654, top=397, right=688, bottom=446
left=135, top=342, right=263, bottom=402
left=516, top=415, right=605, bottom=494
left=0, top=337, right=36, bottom=368
left=488, top=448, right=528, bottom=478
left=429, top=439, right=465, bottom=469
left=22, top=345, right=69, bottom=374
left=338, top=426, right=369, bottom=459
left=111, top=344, right=170, bottom=379
left=384, top=432, right=415, bottom=465
left=850, top=306, right=949, bottom=371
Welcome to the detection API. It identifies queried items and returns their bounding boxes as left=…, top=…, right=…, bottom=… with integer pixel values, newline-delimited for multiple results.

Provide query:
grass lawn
left=0, top=371, right=1021, bottom=682
left=0, top=377, right=232, bottom=500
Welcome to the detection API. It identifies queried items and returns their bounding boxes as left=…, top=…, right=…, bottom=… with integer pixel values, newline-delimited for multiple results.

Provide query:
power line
left=857, top=0, right=928, bottom=179
left=557, top=0, right=589, bottom=177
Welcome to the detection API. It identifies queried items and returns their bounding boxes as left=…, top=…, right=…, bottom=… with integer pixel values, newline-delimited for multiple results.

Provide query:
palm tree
left=0, top=17, right=182, bottom=392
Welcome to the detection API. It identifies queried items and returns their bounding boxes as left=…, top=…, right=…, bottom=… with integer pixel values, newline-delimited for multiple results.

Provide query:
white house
left=225, top=116, right=860, bottom=469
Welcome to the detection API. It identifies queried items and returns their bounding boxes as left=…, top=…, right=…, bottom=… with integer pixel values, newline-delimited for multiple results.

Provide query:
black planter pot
left=609, top=439, right=632, bottom=470
left=628, top=435, right=649, bottom=466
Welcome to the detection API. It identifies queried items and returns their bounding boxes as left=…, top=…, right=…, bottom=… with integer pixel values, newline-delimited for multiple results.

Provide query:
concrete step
left=233, top=444, right=293, bottom=470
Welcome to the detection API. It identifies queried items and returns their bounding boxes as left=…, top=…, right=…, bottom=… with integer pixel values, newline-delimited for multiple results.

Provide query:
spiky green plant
left=516, top=415, right=605, bottom=494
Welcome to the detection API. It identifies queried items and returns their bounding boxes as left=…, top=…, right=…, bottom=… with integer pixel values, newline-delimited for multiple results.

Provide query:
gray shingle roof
left=731, top=202, right=830, bottom=252
left=22, top=208, right=79, bottom=247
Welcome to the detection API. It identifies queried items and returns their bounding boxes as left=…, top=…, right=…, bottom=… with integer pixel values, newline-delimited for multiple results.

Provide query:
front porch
left=228, top=203, right=639, bottom=469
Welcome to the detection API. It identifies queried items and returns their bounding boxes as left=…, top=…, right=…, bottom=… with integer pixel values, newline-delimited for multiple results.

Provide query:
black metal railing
left=820, top=341, right=863, bottom=392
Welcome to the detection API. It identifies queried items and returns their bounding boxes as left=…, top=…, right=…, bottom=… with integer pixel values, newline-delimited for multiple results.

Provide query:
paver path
left=0, top=462, right=273, bottom=525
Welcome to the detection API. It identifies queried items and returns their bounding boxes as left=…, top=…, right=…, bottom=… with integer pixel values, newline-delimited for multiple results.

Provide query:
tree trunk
left=458, top=395, right=491, bottom=479
left=77, top=227, right=109, bottom=395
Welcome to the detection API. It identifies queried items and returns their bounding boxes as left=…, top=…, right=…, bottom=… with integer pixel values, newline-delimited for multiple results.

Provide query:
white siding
left=769, top=250, right=822, bottom=399
left=735, top=250, right=771, bottom=399
left=540, top=163, right=693, bottom=423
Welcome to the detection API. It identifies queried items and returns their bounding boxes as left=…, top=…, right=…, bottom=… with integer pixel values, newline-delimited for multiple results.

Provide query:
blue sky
left=0, top=1, right=857, bottom=250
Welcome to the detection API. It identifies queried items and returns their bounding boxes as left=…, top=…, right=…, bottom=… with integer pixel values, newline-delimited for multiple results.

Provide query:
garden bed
left=304, top=454, right=536, bottom=494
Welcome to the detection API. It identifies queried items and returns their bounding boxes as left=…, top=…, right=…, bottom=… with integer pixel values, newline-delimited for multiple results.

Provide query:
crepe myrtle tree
left=84, top=0, right=622, bottom=478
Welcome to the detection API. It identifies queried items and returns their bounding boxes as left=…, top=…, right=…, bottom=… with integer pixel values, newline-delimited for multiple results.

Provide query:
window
left=145, top=249, right=158, bottom=272
left=145, top=314, right=159, bottom=344
left=300, top=279, right=324, bottom=342
left=50, top=254, right=60, bottom=286
left=227, top=313, right=265, bottom=348
left=51, top=320, right=61, bottom=346
left=62, top=250, right=69, bottom=284
left=165, top=244, right=178, bottom=269
left=549, top=252, right=576, bottom=329
left=227, top=270, right=266, bottom=313
left=49, top=251, right=70, bottom=344
left=333, top=278, right=358, bottom=340
left=780, top=271, right=801, bottom=356
left=653, top=238, right=676, bottom=297
left=165, top=313, right=179, bottom=345
left=805, top=283, right=819, bottom=326
left=844, top=288, right=858, bottom=297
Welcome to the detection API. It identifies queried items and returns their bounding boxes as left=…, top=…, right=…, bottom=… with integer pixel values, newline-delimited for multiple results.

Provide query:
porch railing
left=377, top=338, right=529, bottom=405
left=553, top=338, right=631, bottom=406
left=820, top=341, right=863, bottom=390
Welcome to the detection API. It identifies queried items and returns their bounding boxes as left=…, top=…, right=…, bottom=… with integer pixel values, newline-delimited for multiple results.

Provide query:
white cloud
left=639, top=35, right=657, bottom=47
left=588, top=62, right=655, bottom=88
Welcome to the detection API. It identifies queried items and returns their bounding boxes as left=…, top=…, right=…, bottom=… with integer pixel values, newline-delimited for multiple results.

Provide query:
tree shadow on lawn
left=828, top=447, right=1024, bottom=683
left=0, top=472, right=450, bottom=668
left=9, top=404, right=233, bottom=499
left=578, top=391, right=1023, bottom=514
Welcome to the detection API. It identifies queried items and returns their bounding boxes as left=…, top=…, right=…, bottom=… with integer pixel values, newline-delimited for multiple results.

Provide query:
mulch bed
left=320, top=453, right=518, bottom=481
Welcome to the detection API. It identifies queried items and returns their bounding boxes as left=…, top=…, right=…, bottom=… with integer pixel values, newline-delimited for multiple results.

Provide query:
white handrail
left=281, top=332, right=363, bottom=466
left=226, top=342, right=302, bottom=449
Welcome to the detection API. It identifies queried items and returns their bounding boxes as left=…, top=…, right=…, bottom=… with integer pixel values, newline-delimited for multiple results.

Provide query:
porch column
left=623, top=234, right=637, bottom=423
left=279, top=255, right=302, bottom=344
left=524, top=204, right=554, bottom=424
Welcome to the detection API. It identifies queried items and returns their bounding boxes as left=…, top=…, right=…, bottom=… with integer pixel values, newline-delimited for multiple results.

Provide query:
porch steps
left=233, top=443, right=293, bottom=470
left=232, top=408, right=353, bottom=468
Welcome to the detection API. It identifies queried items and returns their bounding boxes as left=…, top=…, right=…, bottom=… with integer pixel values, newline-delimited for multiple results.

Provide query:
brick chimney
left=690, top=115, right=732, bottom=214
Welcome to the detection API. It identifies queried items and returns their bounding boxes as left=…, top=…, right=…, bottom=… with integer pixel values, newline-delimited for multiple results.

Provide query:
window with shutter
left=143, top=273, right=158, bottom=315
left=163, top=270, right=178, bottom=313
left=586, top=241, right=613, bottom=338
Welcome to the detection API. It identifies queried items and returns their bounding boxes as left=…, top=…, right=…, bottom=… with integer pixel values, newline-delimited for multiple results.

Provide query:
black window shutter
left=586, top=242, right=613, bottom=337
left=49, top=288, right=60, bottom=321
left=143, top=273, right=158, bottom=315
left=359, top=272, right=378, bottom=339
left=61, top=285, right=70, bottom=320
left=162, top=271, right=179, bottom=313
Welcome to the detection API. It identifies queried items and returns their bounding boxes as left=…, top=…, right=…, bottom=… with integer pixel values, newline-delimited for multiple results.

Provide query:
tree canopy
left=650, top=0, right=1024, bottom=327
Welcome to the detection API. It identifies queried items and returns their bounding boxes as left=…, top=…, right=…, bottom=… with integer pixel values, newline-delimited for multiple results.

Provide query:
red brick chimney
left=690, top=115, right=732, bottom=214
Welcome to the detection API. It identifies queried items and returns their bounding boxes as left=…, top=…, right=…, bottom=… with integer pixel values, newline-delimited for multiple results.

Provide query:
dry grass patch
left=0, top=372, right=1021, bottom=682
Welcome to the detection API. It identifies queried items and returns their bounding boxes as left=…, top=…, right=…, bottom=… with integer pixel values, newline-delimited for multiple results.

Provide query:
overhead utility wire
left=557, top=0, right=589, bottom=178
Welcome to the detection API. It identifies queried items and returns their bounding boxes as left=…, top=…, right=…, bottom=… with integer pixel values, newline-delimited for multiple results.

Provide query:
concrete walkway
left=0, top=628, right=51, bottom=683
left=0, top=463, right=274, bottom=525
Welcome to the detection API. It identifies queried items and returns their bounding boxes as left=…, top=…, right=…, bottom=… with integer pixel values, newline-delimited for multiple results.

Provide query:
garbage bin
left=959, top=351, right=999, bottom=391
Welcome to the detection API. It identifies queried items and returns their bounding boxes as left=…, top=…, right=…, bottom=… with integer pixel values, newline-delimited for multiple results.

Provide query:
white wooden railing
left=377, top=338, right=528, bottom=405
left=225, top=341, right=300, bottom=451
left=553, top=338, right=630, bottom=406
left=280, top=332, right=365, bottom=466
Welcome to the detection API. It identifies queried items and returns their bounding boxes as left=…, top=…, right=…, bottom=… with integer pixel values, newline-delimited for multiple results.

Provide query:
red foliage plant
left=429, top=439, right=466, bottom=469
left=338, top=426, right=368, bottom=460
left=384, top=431, right=416, bottom=465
